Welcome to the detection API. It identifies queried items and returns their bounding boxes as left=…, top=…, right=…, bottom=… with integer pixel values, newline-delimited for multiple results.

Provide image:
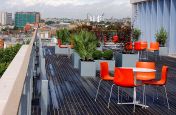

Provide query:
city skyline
left=0, top=0, right=131, bottom=19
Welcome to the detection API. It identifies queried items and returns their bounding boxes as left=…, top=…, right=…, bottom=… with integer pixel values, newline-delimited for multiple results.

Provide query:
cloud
left=1, top=0, right=131, bottom=19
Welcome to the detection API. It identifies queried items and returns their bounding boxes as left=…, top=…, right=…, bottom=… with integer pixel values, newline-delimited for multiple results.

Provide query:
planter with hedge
left=156, top=27, right=168, bottom=56
left=55, top=28, right=73, bottom=55
left=93, top=50, right=115, bottom=72
left=73, top=30, right=98, bottom=78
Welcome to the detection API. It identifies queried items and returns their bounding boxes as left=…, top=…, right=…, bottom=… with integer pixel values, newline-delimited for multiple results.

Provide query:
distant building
left=0, top=12, right=12, bottom=25
left=15, top=12, right=40, bottom=28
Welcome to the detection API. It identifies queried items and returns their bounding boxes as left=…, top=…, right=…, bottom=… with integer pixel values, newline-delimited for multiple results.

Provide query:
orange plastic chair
left=136, top=62, right=156, bottom=81
left=112, top=35, right=118, bottom=43
left=58, top=39, right=62, bottom=47
left=148, top=42, right=159, bottom=51
left=143, top=66, right=170, bottom=109
left=57, top=39, right=68, bottom=48
left=95, top=62, right=114, bottom=101
left=134, top=42, right=141, bottom=51
left=136, top=61, right=156, bottom=105
left=107, top=68, right=140, bottom=112
left=140, top=41, right=148, bottom=50
left=147, top=42, right=160, bottom=61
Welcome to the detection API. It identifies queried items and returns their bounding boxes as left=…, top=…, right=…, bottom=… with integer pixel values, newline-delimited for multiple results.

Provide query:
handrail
left=0, top=28, right=38, bottom=115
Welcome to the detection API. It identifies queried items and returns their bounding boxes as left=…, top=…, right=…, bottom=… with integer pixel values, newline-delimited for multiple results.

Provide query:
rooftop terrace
left=44, top=47, right=176, bottom=115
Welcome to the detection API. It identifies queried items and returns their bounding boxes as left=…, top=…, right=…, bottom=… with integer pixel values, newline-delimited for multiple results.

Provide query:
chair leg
left=121, top=89, right=123, bottom=103
left=118, top=86, right=120, bottom=104
left=107, top=84, right=115, bottom=108
left=156, top=86, right=159, bottom=100
left=95, top=79, right=102, bottom=101
left=133, top=87, right=136, bottom=112
left=143, top=85, right=146, bottom=105
left=163, top=85, right=170, bottom=109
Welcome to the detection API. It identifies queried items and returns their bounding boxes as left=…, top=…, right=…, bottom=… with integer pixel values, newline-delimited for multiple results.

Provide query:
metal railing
left=0, top=28, right=38, bottom=115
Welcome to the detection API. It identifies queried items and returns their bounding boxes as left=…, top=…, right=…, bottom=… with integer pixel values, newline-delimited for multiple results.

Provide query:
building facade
left=0, top=12, right=12, bottom=25
left=15, top=12, right=40, bottom=28
left=131, top=0, right=176, bottom=55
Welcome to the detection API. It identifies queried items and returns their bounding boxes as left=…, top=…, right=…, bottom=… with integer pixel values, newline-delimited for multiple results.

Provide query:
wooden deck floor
left=45, top=47, right=176, bottom=115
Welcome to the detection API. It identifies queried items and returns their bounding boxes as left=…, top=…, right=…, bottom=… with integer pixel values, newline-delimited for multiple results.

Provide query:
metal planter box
left=55, top=46, right=73, bottom=55
left=115, top=52, right=139, bottom=67
left=159, top=47, right=168, bottom=56
left=95, top=60, right=115, bottom=72
left=79, top=60, right=96, bottom=78
left=71, top=51, right=80, bottom=69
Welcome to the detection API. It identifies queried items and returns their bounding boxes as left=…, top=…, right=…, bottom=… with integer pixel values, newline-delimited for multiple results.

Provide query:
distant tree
left=45, top=21, right=55, bottom=25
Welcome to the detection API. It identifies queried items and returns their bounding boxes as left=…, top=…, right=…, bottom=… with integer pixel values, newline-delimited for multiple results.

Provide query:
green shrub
left=0, top=44, right=21, bottom=77
left=73, top=30, right=98, bottom=61
left=132, top=28, right=141, bottom=42
left=93, top=50, right=102, bottom=60
left=156, top=27, right=167, bottom=46
left=102, top=50, right=113, bottom=60
left=56, top=28, right=70, bottom=45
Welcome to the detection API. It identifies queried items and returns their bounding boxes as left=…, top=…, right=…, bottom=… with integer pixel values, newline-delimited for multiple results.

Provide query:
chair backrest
left=58, top=39, right=62, bottom=47
left=140, top=41, right=148, bottom=50
left=150, top=42, right=159, bottom=50
left=112, top=35, right=118, bottom=43
left=134, top=42, right=141, bottom=51
left=114, top=68, right=135, bottom=87
left=159, top=66, right=168, bottom=85
left=136, top=62, right=156, bottom=80
left=100, top=62, right=109, bottom=79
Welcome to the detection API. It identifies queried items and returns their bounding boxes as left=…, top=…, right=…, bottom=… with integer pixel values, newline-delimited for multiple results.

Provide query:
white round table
left=119, top=67, right=156, bottom=109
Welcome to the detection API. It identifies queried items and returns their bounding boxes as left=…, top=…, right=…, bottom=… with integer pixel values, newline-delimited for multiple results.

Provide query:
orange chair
left=134, top=42, right=141, bottom=51
left=136, top=62, right=155, bottom=81
left=112, top=35, right=118, bottom=43
left=147, top=42, right=159, bottom=61
left=143, top=66, right=170, bottom=109
left=57, top=39, right=68, bottom=48
left=95, top=62, right=114, bottom=101
left=140, top=41, right=148, bottom=50
left=134, top=42, right=142, bottom=60
left=136, top=62, right=156, bottom=105
left=107, top=68, right=140, bottom=112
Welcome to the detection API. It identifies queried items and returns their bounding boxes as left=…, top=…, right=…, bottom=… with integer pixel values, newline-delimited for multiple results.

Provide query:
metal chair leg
left=107, top=84, right=115, bottom=108
left=164, top=85, right=170, bottom=109
left=118, top=86, right=120, bottom=104
left=95, top=79, right=102, bottom=101
left=133, top=87, right=136, bottom=112
left=143, top=85, right=146, bottom=105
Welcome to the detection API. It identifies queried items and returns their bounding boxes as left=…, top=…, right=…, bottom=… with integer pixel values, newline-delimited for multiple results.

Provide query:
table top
left=120, top=67, right=156, bottom=72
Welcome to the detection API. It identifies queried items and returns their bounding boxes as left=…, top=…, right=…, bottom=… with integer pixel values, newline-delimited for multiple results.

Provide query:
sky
left=0, top=0, right=131, bottom=19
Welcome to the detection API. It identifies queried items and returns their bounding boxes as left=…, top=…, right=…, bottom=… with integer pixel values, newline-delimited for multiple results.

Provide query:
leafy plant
left=0, top=44, right=21, bottom=77
left=102, top=50, right=113, bottom=60
left=93, top=50, right=102, bottom=60
left=73, top=30, right=98, bottom=61
left=132, top=28, right=141, bottom=42
left=156, top=27, right=167, bottom=47
left=56, top=28, right=70, bottom=45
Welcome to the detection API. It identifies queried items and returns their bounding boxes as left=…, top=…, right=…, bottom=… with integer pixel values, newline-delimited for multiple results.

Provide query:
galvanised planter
left=71, top=51, right=80, bottom=69
left=115, top=52, right=139, bottom=67
left=95, top=60, right=115, bottom=72
left=159, top=47, right=168, bottom=56
left=55, top=46, right=73, bottom=55
left=79, top=60, right=96, bottom=78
